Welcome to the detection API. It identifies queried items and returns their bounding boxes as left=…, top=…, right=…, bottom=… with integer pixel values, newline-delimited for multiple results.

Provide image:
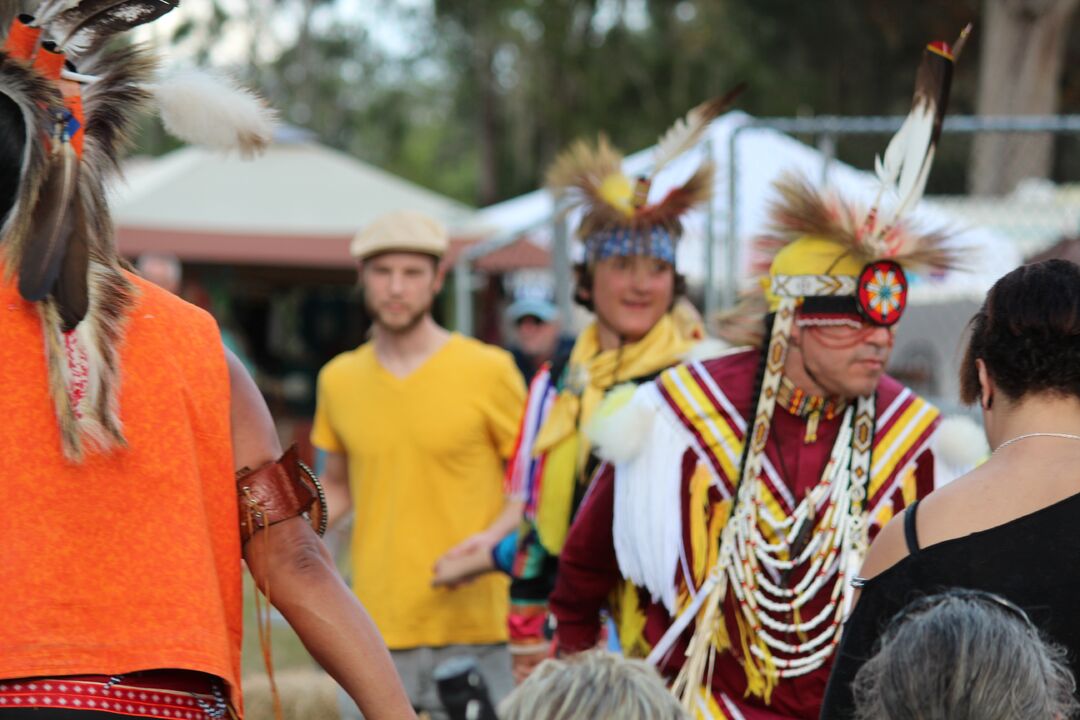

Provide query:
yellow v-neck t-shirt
left=311, top=333, right=526, bottom=648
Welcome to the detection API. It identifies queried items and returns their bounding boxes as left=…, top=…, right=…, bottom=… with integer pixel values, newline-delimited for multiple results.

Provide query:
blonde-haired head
left=500, top=651, right=689, bottom=720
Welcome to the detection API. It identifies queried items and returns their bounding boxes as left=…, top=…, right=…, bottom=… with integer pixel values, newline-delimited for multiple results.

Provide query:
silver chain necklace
left=993, top=432, right=1080, bottom=454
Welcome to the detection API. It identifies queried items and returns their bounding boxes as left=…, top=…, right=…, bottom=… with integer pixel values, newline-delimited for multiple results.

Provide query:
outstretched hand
left=432, top=531, right=498, bottom=588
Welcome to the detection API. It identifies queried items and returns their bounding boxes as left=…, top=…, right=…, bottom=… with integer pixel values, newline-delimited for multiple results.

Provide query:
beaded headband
left=585, top=225, right=676, bottom=265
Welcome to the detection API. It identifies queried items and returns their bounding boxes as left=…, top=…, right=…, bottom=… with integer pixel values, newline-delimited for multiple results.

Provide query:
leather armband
left=236, top=445, right=328, bottom=545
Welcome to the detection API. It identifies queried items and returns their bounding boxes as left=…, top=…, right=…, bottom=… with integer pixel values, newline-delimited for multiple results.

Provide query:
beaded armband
left=236, top=445, right=328, bottom=545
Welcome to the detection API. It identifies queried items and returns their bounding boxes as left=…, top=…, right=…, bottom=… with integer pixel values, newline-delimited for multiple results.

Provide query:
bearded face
left=360, top=251, right=442, bottom=334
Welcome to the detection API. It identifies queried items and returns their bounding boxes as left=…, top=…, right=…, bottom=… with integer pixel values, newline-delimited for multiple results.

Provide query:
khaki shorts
left=338, top=643, right=514, bottom=720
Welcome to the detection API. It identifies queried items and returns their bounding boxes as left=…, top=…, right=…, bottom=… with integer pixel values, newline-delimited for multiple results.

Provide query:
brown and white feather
left=650, top=84, right=746, bottom=175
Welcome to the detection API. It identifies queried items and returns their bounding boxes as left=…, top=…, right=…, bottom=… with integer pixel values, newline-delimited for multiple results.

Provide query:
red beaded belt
left=0, top=672, right=231, bottom=719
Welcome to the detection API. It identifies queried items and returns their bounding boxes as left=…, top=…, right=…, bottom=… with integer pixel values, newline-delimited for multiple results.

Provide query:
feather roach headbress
left=717, top=27, right=971, bottom=350
left=546, top=85, right=743, bottom=259
left=0, top=0, right=275, bottom=461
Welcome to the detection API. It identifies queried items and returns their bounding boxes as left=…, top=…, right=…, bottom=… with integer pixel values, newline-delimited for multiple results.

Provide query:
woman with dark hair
left=821, top=258, right=1080, bottom=718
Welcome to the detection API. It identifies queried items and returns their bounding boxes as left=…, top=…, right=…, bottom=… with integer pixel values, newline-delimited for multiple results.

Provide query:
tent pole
left=552, top=206, right=572, bottom=328
left=722, top=124, right=742, bottom=312
left=454, top=258, right=473, bottom=336
left=703, top=137, right=717, bottom=319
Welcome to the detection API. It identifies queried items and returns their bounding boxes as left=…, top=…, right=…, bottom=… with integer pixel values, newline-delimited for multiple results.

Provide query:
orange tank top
left=0, top=273, right=242, bottom=712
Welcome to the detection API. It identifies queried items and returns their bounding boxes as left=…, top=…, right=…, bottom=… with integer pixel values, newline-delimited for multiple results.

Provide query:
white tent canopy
left=111, top=128, right=475, bottom=268
left=473, top=111, right=1021, bottom=308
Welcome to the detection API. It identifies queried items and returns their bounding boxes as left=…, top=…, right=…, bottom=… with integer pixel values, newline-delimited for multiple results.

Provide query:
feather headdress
left=0, top=1, right=275, bottom=460
left=715, top=27, right=971, bottom=348
left=546, top=85, right=744, bottom=261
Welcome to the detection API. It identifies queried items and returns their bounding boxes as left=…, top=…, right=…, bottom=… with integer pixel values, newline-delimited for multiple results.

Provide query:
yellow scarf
left=532, top=313, right=696, bottom=553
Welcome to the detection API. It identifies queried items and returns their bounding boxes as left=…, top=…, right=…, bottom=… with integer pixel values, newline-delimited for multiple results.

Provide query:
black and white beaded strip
left=191, top=681, right=228, bottom=719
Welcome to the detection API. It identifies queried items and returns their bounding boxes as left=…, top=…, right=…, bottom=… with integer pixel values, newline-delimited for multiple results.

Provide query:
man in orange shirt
left=0, top=8, right=412, bottom=720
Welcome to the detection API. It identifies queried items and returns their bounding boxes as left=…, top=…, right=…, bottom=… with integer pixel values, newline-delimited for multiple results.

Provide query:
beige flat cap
left=350, top=210, right=449, bottom=260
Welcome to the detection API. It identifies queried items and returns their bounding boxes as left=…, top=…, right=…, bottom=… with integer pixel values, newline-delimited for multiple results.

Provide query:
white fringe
left=612, top=382, right=694, bottom=613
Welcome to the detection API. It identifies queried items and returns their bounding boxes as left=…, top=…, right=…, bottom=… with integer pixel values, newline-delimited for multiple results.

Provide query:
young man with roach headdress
left=432, top=93, right=743, bottom=682
left=549, top=31, right=971, bottom=719
left=0, top=6, right=413, bottom=719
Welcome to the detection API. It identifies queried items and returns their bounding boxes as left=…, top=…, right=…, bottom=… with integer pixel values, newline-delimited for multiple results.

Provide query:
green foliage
left=136, top=0, right=1078, bottom=205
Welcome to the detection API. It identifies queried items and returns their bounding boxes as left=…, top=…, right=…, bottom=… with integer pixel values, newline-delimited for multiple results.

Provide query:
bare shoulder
left=859, top=510, right=911, bottom=581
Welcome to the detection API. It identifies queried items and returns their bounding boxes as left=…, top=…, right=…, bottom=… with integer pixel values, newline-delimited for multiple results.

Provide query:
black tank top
left=820, top=491, right=1080, bottom=719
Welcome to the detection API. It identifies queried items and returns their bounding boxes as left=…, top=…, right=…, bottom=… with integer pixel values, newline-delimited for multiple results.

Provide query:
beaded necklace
left=667, top=387, right=875, bottom=702
left=776, top=376, right=848, bottom=443
left=721, top=399, right=873, bottom=680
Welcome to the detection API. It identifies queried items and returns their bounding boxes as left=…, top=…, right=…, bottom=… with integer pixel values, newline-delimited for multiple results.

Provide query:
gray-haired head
left=853, top=590, right=1079, bottom=720
left=499, top=651, right=689, bottom=720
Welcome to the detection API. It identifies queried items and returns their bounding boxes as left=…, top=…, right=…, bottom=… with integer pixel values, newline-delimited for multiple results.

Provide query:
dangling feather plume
left=0, top=53, right=60, bottom=278
left=48, top=0, right=179, bottom=56
left=18, top=126, right=79, bottom=302
left=650, top=83, right=746, bottom=175
left=53, top=192, right=89, bottom=329
left=870, top=24, right=972, bottom=243
left=154, top=68, right=277, bottom=158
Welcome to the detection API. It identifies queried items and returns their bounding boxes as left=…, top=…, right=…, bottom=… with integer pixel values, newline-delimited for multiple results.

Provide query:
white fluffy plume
left=934, top=415, right=989, bottom=483
left=587, top=383, right=657, bottom=465
left=153, top=68, right=277, bottom=158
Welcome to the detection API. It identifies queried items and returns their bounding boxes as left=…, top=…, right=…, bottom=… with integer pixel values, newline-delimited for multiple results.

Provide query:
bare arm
left=430, top=496, right=523, bottom=588
left=226, top=349, right=414, bottom=719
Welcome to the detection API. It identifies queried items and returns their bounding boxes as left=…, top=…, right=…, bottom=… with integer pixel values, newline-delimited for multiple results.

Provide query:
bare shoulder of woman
left=858, top=511, right=911, bottom=581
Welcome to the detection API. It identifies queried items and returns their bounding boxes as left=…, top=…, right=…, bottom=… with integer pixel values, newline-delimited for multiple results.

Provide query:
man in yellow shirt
left=312, top=210, right=527, bottom=719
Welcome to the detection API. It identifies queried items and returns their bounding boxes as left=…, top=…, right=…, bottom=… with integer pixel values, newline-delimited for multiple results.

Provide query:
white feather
left=878, top=113, right=912, bottom=189
left=33, top=0, right=80, bottom=26
left=891, top=147, right=935, bottom=222
left=871, top=102, right=936, bottom=236
left=894, top=103, right=935, bottom=208
left=153, top=69, right=277, bottom=158
left=651, top=106, right=710, bottom=175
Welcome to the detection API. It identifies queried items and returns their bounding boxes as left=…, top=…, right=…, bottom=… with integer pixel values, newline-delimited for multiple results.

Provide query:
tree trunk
left=474, top=32, right=500, bottom=206
left=969, top=0, right=1080, bottom=195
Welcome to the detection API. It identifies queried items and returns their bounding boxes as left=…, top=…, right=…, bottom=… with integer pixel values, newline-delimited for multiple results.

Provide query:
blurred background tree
left=140, top=0, right=1080, bottom=204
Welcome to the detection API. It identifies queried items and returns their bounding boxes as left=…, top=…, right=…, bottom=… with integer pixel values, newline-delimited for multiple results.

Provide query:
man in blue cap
left=506, top=296, right=574, bottom=382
